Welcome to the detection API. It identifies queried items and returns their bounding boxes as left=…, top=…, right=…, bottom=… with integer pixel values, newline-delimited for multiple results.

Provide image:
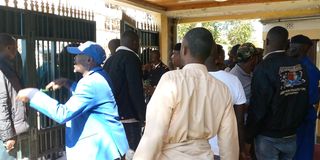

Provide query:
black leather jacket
left=246, top=51, right=309, bottom=143
left=0, top=59, right=29, bottom=141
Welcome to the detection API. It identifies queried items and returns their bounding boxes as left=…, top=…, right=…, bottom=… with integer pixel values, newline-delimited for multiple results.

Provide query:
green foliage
left=177, top=23, right=196, bottom=42
left=227, top=21, right=253, bottom=47
left=201, top=22, right=220, bottom=40
left=177, top=22, right=221, bottom=43
left=177, top=20, right=254, bottom=50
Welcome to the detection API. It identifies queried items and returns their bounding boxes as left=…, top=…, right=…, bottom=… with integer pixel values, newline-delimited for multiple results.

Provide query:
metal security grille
left=0, top=1, right=95, bottom=159
left=121, top=13, right=160, bottom=65
left=139, top=29, right=159, bottom=65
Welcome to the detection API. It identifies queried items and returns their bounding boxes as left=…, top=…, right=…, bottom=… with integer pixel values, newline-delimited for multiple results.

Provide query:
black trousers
left=123, top=122, right=142, bottom=151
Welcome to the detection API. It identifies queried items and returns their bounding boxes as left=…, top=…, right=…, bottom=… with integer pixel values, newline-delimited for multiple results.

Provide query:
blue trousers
left=255, top=135, right=296, bottom=160
left=294, top=106, right=317, bottom=160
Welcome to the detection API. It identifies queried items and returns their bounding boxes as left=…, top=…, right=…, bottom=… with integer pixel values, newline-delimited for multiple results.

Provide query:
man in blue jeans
left=288, top=34, right=320, bottom=160
left=244, top=26, right=309, bottom=160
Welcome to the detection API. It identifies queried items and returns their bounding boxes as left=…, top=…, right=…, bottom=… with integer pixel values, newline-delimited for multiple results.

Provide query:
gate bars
left=0, top=1, right=95, bottom=159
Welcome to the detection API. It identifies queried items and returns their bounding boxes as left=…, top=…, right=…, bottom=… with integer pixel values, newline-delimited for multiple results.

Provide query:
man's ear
left=182, top=45, right=188, bottom=56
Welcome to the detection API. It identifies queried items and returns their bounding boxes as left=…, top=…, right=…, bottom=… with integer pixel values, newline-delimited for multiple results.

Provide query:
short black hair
left=229, top=44, right=240, bottom=56
left=108, top=39, right=120, bottom=51
left=121, top=30, right=139, bottom=46
left=0, top=33, right=16, bottom=50
left=184, top=27, right=213, bottom=61
left=150, top=50, right=160, bottom=57
left=267, top=26, right=288, bottom=49
left=174, top=43, right=181, bottom=51
left=217, top=44, right=224, bottom=56
left=290, top=34, right=313, bottom=46
left=211, top=44, right=223, bottom=59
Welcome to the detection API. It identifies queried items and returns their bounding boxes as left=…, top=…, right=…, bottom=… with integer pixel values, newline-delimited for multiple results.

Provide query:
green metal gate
left=0, top=2, right=95, bottom=159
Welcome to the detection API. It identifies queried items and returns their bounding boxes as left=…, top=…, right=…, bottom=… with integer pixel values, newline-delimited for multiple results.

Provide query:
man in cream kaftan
left=133, top=28, right=239, bottom=160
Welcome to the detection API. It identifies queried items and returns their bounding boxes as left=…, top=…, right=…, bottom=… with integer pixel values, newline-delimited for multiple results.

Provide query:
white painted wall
left=263, top=18, right=320, bottom=39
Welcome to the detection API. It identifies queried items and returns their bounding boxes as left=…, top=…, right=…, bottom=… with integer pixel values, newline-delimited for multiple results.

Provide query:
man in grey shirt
left=230, top=43, right=261, bottom=105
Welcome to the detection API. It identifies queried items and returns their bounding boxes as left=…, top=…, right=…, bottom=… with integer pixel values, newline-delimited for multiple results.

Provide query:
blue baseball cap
left=67, top=41, right=106, bottom=65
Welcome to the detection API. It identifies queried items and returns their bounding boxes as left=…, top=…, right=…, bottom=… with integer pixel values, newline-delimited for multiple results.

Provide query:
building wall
left=262, top=18, right=320, bottom=39
left=94, top=1, right=159, bottom=59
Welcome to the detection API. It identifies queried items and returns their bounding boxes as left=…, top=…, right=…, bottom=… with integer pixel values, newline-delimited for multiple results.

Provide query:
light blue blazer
left=30, top=67, right=129, bottom=160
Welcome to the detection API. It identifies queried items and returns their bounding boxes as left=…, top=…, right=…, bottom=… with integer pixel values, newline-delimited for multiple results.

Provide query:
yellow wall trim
left=160, top=14, right=169, bottom=65
left=177, top=8, right=320, bottom=24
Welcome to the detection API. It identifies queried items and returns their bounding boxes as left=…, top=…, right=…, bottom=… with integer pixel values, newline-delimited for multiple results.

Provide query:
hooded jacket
left=0, top=59, right=29, bottom=141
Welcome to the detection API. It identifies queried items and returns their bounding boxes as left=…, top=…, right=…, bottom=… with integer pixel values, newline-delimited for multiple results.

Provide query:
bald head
left=266, top=26, right=288, bottom=51
left=182, top=27, right=213, bottom=63
left=121, top=30, right=139, bottom=53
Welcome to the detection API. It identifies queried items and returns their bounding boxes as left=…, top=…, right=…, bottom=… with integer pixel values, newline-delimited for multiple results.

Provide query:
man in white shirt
left=205, top=42, right=246, bottom=159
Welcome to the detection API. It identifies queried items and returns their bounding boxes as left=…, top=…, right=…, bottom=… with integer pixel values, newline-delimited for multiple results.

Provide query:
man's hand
left=16, top=88, right=39, bottom=102
left=4, top=139, right=15, bottom=152
left=240, top=143, right=252, bottom=160
left=46, top=78, right=71, bottom=90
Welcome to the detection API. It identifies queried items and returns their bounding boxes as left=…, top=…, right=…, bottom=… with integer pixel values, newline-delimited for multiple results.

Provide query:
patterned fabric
left=236, top=43, right=257, bottom=62
left=246, top=51, right=308, bottom=143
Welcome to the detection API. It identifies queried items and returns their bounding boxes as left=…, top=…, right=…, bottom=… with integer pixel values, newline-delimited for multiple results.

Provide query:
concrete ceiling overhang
left=110, top=0, right=320, bottom=23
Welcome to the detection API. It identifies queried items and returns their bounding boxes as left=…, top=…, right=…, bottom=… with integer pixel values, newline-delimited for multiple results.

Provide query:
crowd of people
left=0, top=25, right=319, bottom=160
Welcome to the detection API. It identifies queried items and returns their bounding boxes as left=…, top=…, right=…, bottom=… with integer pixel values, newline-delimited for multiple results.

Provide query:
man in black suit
left=143, top=50, right=169, bottom=97
left=103, top=31, right=146, bottom=153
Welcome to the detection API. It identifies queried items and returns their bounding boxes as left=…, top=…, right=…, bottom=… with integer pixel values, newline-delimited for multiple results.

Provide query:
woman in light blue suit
left=17, top=41, right=129, bottom=160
